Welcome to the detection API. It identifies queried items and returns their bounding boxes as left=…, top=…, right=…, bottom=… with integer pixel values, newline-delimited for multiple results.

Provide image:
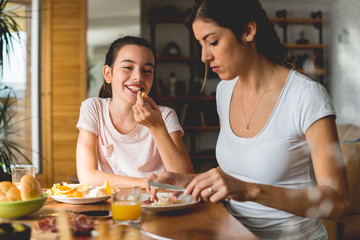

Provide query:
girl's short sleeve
left=76, top=98, right=100, bottom=135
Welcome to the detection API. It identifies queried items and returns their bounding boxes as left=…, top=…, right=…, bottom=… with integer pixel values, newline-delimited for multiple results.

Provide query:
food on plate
left=47, top=180, right=112, bottom=198
left=33, top=212, right=95, bottom=235
left=142, top=197, right=155, bottom=205
left=20, top=175, right=43, bottom=200
left=152, top=194, right=183, bottom=206
left=143, top=194, right=182, bottom=206
left=88, top=187, right=107, bottom=197
left=47, top=183, right=84, bottom=197
left=102, top=179, right=111, bottom=195
left=0, top=181, right=21, bottom=202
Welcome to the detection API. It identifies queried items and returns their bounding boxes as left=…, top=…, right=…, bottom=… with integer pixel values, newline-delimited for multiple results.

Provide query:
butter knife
left=148, top=181, right=186, bottom=192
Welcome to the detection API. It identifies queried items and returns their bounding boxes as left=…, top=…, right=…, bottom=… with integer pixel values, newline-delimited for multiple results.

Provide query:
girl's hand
left=132, top=91, right=164, bottom=128
left=185, top=167, right=252, bottom=203
left=149, top=171, right=194, bottom=200
left=145, top=172, right=159, bottom=194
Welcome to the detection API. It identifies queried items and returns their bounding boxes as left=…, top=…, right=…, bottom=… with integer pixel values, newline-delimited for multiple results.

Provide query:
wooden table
left=4, top=197, right=258, bottom=240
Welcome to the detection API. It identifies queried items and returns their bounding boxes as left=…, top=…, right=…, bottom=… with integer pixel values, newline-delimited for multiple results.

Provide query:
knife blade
left=148, top=181, right=186, bottom=192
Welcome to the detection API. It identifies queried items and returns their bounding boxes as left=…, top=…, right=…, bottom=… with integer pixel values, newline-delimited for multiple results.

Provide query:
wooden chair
left=323, top=141, right=360, bottom=240
left=337, top=141, right=360, bottom=240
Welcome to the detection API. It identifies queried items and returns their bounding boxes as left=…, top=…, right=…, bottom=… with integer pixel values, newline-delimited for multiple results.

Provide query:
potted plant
left=0, top=0, right=21, bottom=72
left=0, top=0, right=31, bottom=181
left=0, top=88, right=32, bottom=181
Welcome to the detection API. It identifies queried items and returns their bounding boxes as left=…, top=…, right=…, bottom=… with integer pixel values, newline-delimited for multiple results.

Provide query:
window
left=0, top=0, right=40, bottom=172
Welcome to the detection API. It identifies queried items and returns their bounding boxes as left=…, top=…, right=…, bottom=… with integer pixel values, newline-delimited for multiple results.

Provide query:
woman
left=151, top=0, right=350, bottom=239
left=76, top=36, right=193, bottom=188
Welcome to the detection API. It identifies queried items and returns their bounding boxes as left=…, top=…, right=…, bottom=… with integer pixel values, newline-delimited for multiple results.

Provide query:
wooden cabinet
left=148, top=16, right=219, bottom=172
left=270, top=10, right=326, bottom=84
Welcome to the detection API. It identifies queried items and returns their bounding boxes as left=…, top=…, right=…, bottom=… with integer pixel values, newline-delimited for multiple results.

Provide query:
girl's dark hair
left=98, top=36, right=155, bottom=98
left=187, top=0, right=292, bottom=68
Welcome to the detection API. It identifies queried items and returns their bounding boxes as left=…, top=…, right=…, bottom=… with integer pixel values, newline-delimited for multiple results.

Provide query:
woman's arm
left=76, top=128, right=149, bottom=188
left=132, top=92, right=194, bottom=174
left=186, top=116, right=350, bottom=220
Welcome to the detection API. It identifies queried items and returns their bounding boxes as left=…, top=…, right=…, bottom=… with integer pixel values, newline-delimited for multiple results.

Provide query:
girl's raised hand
left=132, top=91, right=163, bottom=128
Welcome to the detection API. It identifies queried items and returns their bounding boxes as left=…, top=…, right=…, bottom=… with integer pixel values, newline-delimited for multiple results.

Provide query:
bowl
left=0, top=223, right=31, bottom=240
left=0, top=192, right=47, bottom=219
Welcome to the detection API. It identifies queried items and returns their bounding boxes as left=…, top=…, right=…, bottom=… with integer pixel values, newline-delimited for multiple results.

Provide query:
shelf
left=149, top=12, right=219, bottom=165
left=157, top=96, right=216, bottom=102
left=151, top=17, right=324, bottom=27
left=148, top=17, right=185, bottom=24
left=297, top=68, right=326, bottom=75
left=156, top=56, right=196, bottom=63
left=191, top=155, right=217, bottom=160
left=284, top=43, right=324, bottom=49
left=270, top=17, right=324, bottom=25
left=183, top=126, right=219, bottom=131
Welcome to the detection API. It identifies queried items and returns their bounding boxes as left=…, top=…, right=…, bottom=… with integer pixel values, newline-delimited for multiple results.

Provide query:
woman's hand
left=132, top=91, right=164, bottom=129
left=185, top=167, right=255, bottom=203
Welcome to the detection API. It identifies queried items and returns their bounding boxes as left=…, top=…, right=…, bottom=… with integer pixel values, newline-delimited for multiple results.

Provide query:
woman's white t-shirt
left=216, top=70, right=335, bottom=239
left=76, top=97, right=183, bottom=178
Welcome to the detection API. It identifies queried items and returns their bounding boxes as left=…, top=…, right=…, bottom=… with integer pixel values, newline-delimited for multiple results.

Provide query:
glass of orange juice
left=111, top=186, right=142, bottom=223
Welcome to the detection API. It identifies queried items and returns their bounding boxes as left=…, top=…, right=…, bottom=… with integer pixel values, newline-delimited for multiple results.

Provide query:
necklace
left=241, top=64, right=275, bottom=130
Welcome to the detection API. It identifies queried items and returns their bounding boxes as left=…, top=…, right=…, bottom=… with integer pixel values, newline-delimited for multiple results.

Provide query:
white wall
left=329, top=0, right=360, bottom=127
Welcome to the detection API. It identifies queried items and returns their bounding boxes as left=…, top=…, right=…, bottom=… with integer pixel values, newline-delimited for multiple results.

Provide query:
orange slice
left=71, top=191, right=83, bottom=198
left=103, top=180, right=111, bottom=195
left=51, top=183, right=78, bottom=197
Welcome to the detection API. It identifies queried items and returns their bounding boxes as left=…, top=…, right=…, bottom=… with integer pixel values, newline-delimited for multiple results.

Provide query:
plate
left=49, top=195, right=110, bottom=204
left=141, top=193, right=199, bottom=212
left=0, top=192, right=47, bottom=219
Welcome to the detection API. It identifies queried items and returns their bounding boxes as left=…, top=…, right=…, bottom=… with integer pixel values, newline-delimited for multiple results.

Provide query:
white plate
left=141, top=193, right=199, bottom=212
left=49, top=195, right=110, bottom=204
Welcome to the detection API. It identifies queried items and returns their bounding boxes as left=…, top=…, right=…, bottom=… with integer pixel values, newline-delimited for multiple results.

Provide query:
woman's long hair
left=98, top=36, right=155, bottom=98
left=186, top=0, right=292, bottom=89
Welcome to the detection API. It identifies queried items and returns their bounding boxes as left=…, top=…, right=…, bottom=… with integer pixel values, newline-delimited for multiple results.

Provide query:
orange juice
left=111, top=200, right=141, bottom=221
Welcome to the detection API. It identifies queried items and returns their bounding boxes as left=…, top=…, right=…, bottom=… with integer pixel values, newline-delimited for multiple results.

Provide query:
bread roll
left=19, top=175, right=43, bottom=200
left=0, top=181, right=21, bottom=202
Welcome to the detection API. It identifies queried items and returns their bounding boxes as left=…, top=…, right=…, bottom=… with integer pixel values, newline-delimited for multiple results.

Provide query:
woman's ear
left=103, top=65, right=112, bottom=83
left=243, top=21, right=256, bottom=42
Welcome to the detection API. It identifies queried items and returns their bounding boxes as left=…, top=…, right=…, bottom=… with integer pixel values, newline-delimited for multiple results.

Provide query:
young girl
left=76, top=36, right=193, bottom=188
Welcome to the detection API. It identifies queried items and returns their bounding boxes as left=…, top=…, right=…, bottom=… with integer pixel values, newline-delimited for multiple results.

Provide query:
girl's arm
left=186, top=116, right=350, bottom=220
left=76, top=128, right=149, bottom=188
left=150, top=126, right=194, bottom=174
left=133, top=92, right=194, bottom=174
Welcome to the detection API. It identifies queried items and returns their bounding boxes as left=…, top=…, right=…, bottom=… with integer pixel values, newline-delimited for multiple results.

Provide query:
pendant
left=246, top=124, right=250, bottom=130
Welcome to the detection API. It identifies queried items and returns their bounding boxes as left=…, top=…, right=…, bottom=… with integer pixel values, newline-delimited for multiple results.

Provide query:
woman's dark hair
left=187, top=0, right=291, bottom=68
left=98, top=36, right=155, bottom=98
